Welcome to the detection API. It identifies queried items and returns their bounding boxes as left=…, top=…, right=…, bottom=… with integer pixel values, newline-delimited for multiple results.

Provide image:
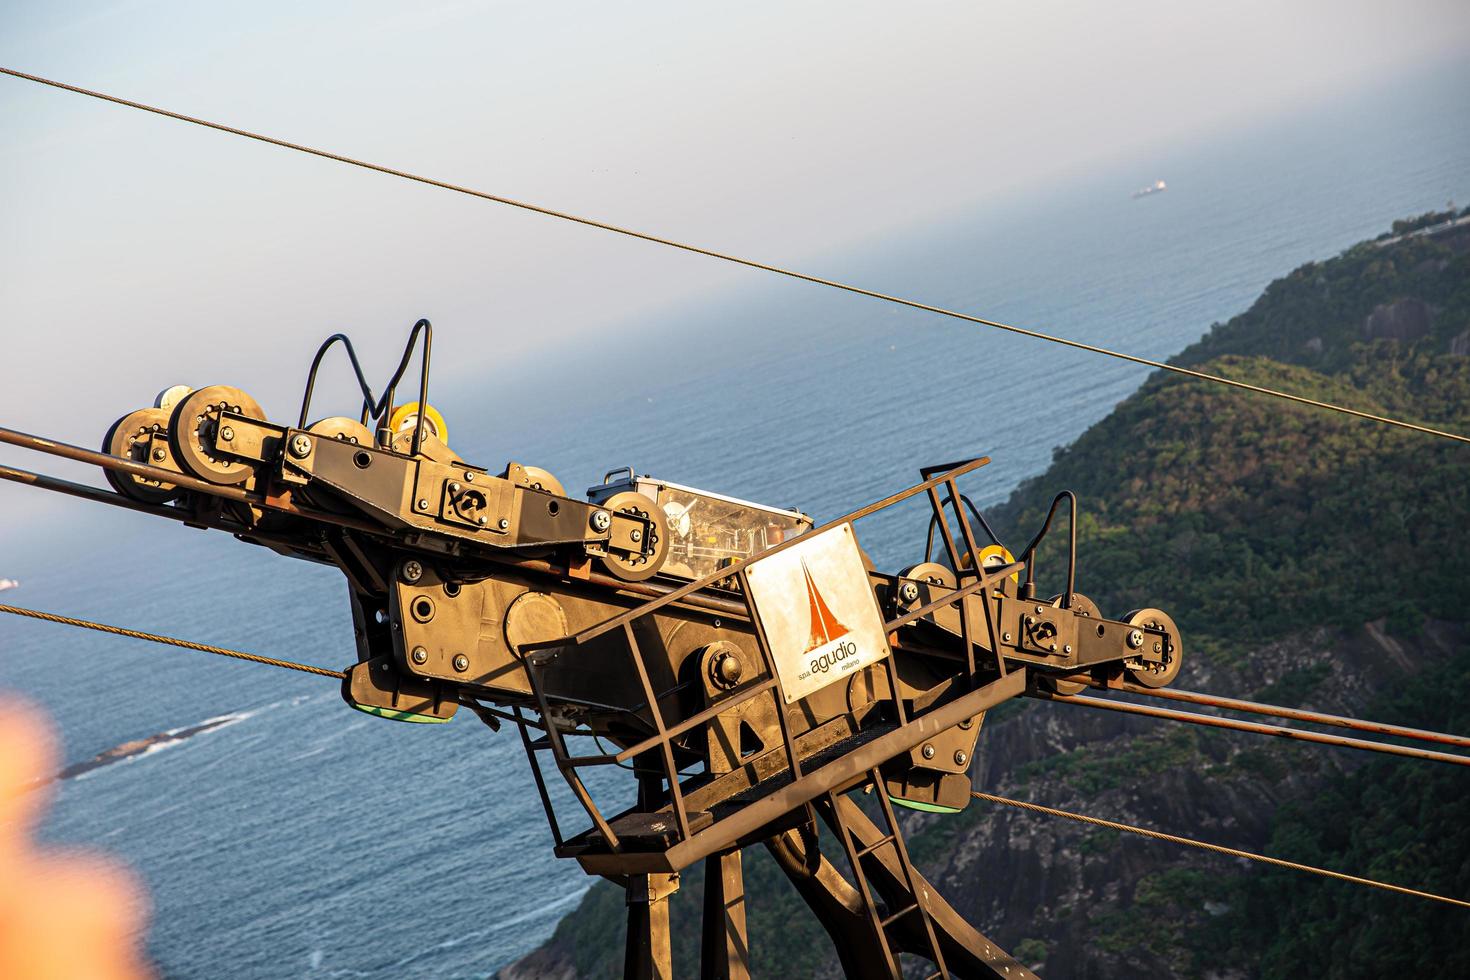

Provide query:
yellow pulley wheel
left=975, top=544, right=1020, bottom=588
left=388, top=402, right=447, bottom=446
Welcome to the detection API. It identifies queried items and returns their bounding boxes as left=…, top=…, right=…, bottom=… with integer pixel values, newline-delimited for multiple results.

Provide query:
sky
left=1, top=0, right=1468, bottom=532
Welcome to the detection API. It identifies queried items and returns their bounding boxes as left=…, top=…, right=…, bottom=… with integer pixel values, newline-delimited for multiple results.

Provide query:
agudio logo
left=799, top=560, right=860, bottom=677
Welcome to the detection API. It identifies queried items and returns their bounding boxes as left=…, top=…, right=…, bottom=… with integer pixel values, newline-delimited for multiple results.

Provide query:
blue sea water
left=1, top=60, right=1467, bottom=978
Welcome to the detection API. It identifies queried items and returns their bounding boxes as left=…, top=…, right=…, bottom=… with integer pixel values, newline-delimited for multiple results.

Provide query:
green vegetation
left=1254, top=663, right=1331, bottom=705
left=1013, top=938, right=1049, bottom=965
left=1386, top=205, right=1468, bottom=238
left=1015, top=727, right=1202, bottom=795
left=994, top=226, right=1470, bottom=656
left=988, top=219, right=1470, bottom=976
left=1194, top=648, right=1470, bottom=979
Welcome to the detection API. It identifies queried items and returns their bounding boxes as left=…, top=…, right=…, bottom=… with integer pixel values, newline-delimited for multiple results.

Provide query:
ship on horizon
left=1133, top=178, right=1167, bottom=199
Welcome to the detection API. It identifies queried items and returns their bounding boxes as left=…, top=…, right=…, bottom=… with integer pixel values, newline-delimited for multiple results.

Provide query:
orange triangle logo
left=801, top=559, right=850, bottom=653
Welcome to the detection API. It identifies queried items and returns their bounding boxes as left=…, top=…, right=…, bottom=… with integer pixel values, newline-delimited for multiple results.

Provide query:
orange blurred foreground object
left=0, top=700, right=154, bottom=980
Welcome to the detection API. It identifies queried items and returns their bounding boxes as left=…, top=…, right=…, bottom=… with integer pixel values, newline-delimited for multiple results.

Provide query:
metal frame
left=510, top=458, right=1030, bottom=871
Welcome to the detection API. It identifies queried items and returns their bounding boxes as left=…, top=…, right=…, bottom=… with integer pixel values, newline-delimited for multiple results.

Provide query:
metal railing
left=511, top=457, right=1029, bottom=857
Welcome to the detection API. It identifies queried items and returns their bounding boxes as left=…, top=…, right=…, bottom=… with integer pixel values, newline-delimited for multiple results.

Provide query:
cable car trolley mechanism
left=2, top=322, right=1186, bottom=980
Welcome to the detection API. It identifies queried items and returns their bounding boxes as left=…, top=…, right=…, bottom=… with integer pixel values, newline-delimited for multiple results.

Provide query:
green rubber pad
left=350, top=703, right=452, bottom=724
left=888, top=796, right=962, bottom=815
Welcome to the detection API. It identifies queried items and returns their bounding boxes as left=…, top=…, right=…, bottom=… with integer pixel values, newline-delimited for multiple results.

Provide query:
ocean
left=1, top=59, right=1467, bottom=978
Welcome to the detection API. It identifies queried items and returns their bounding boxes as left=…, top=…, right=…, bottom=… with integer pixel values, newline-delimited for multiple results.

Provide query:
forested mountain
left=502, top=209, right=1470, bottom=979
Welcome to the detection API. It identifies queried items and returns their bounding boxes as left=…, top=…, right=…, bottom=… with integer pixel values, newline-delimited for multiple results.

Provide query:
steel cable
left=2, top=64, right=1466, bottom=446
left=0, top=602, right=344, bottom=679
left=971, top=791, right=1470, bottom=909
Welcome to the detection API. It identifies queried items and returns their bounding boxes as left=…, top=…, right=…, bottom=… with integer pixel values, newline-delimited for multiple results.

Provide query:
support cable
left=2, top=64, right=1466, bottom=447
left=971, top=791, right=1470, bottom=910
left=0, top=602, right=344, bottom=679
left=0, top=602, right=547, bottom=730
left=1040, top=691, right=1470, bottom=767
left=1118, top=681, right=1470, bottom=749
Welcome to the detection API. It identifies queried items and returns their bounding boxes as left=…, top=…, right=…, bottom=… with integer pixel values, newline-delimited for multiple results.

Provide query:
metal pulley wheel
left=499, top=462, right=567, bottom=499
left=390, top=429, right=458, bottom=464
left=896, top=562, right=957, bottom=589
left=168, top=385, right=265, bottom=486
left=153, top=385, right=193, bottom=413
left=102, top=407, right=180, bottom=504
left=1122, top=607, right=1183, bottom=689
left=1046, top=593, right=1102, bottom=695
left=294, top=418, right=376, bottom=513
left=307, top=416, right=375, bottom=446
left=1049, top=592, right=1101, bottom=619
left=519, top=465, right=566, bottom=499
left=597, top=490, right=669, bottom=582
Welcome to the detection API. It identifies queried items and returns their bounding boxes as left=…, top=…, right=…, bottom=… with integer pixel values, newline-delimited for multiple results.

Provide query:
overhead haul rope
left=0, top=602, right=344, bottom=679
left=2, top=65, right=1466, bottom=447
left=971, top=791, right=1470, bottom=910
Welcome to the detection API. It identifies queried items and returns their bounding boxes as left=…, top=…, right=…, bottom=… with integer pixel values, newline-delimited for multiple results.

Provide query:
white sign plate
left=744, top=523, right=890, bottom=704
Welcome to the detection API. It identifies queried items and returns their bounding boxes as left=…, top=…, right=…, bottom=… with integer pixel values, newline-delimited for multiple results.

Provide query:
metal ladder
left=828, top=769, right=951, bottom=980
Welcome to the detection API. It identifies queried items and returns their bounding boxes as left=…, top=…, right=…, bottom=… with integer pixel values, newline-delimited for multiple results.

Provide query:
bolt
left=630, top=529, right=642, bottom=543
left=954, top=750, right=968, bottom=766
left=498, top=518, right=509, bottom=530
left=151, top=447, right=167, bottom=461
left=477, top=515, right=488, bottom=526
left=899, top=581, right=920, bottom=603
left=402, top=560, right=423, bottom=583
left=1127, top=629, right=1145, bottom=649
left=417, top=498, right=429, bottom=511
left=219, top=425, right=235, bottom=442
left=289, top=433, right=312, bottom=458
left=464, top=471, right=475, bottom=482
left=591, top=510, right=612, bottom=533
left=411, top=646, right=428, bottom=665
left=1154, top=642, right=1162, bottom=653
left=710, top=651, right=743, bottom=689
left=452, top=653, right=469, bottom=672
left=921, top=743, right=936, bottom=760
left=448, top=481, right=461, bottom=494
left=1003, top=631, right=1013, bottom=642
left=1025, top=616, right=1035, bottom=627
left=1035, top=605, right=1043, bottom=614
left=1049, top=642, right=1057, bottom=651
left=1064, top=644, right=1073, bottom=654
